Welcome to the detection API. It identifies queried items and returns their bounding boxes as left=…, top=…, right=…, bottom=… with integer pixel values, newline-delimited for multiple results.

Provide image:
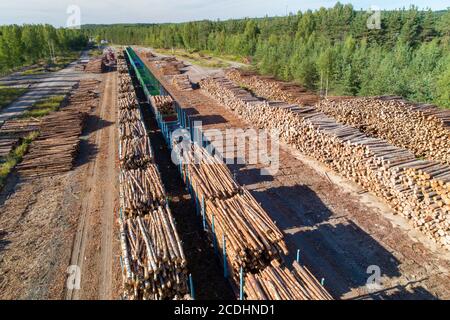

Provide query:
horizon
left=0, top=1, right=448, bottom=28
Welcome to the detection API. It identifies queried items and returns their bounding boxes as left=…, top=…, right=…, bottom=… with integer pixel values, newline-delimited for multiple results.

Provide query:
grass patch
left=154, top=48, right=233, bottom=69
left=20, top=95, right=66, bottom=118
left=21, top=67, right=46, bottom=75
left=0, top=132, right=39, bottom=188
left=0, top=86, right=27, bottom=110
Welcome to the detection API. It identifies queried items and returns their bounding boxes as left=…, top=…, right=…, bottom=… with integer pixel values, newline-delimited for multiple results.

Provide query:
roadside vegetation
left=0, top=131, right=38, bottom=188
left=0, top=86, right=27, bottom=110
left=154, top=48, right=232, bottom=68
left=86, top=4, right=450, bottom=108
left=20, top=95, right=66, bottom=118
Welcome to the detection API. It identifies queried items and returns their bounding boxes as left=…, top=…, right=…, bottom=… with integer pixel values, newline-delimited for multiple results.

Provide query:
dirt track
left=66, top=70, right=120, bottom=300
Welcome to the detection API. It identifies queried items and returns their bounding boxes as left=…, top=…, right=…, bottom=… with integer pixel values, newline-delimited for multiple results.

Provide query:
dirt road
left=65, top=70, right=119, bottom=300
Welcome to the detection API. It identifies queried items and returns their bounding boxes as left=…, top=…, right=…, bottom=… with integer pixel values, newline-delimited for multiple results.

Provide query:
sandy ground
left=65, top=70, right=120, bottom=300
left=137, top=50, right=450, bottom=300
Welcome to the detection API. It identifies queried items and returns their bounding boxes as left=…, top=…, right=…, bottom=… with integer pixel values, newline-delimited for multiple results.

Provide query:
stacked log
left=225, top=68, right=319, bottom=106
left=117, top=53, right=189, bottom=300
left=120, top=166, right=166, bottom=216
left=315, top=98, right=450, bottom=165
left=0, top=119, right=41, bottom=137
left=150, top=95, right=176, bottom=116
left=16, top=79, right=100, bottom=178
left=119, top=206, right=188, bottom=300
left=205, top=190, right=288, bottom=278
left=119, top=136, right=153, bottom=169
left=200, top=76, right=450, bottom=248
left=152, top=57, right=185, bottom=76
left=0, top=137, right=19, bottom=158
left=245, top=261, right=333, bottom=300
left=172, top=139, right=287, bottom=279
left=172, top=74, right=193, bottom=91
left=84, top=58, right=104, bottom=73
left=176, top=142, right=240, bottom=200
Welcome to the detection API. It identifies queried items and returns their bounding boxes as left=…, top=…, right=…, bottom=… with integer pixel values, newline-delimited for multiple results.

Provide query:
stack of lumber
left=0, top=119, right=41, bottom=137
left=119, top=206, right=188, bottom=300
left=172, top=140, right=287, bottom=277
left=16, top=79, right=100, bottom=178
left=245, top=261, right=333, bottom=300
left=84, top=58, right=104, bottom=73
left=16, top=108, right=87, bottom=177
left=176, top=142, right=240, bottom=200
left=153, top=57, right=184, bottom=76
left=150, top=95, right=176, bottom=116
left=200, top=76, right=450, bottom=248
left=118, top=72, right=134, bottom=94
left=205, top=189, right=288, bottom=277
left=172, top=74, right=192, bottom=91
left=120, top=166, right=166, bottom=216
left=0, top=137, right=19, bottom=158
left=315, top=98, right=450, bottom=165
left=225, top=68, right=319, bottom=106
left=117, top=53, right=190, bottom=300
left=119, top=136, right=153, bottom=169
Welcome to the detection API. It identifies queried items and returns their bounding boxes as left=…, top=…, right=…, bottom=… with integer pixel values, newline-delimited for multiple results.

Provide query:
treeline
left=0, top=24, right=88, bottom=74
left=86, top=4, right=450, bottom=108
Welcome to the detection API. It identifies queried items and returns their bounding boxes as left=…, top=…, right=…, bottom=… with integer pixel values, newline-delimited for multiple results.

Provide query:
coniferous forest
left=0, top=24, right=88, bottom=74
left=86, top=4, right=450, bottom=107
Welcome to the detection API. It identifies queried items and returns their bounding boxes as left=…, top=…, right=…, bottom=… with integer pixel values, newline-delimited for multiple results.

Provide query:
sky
left=0, top=0, right=448, bottom=27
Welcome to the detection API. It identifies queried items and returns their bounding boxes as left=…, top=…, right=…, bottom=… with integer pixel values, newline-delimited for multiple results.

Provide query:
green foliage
left=0, top=86, right=27, bottom=110
left=84, top=5, right=450, bottom=108
left=20, top=95, right=66, bottom=118
left=0, top=24, right=88, bottom=75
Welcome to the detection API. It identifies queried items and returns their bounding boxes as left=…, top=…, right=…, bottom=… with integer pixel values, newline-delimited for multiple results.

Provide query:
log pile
left=120, top=206, right=188, bottom=300
left=0, top=119, right=41, bottom=137
left=205, top=190, right=288, bottom=277
left=84, top=58, right=104, bottom=73
left=120, top=166, right=166, bottom=216
left=172, top=74, right=193, bottom=91
left=119, top=136, right=153, bottom=169
left=0, top=137, right=19, bottom=158
left=152, top=57, right=185, bottom=76
left=117, top=53, right=189, bottom=300
left=225, top=68, right=319, bottom=106
left=172, top=140, right=287, bottom=278
left=245, top=261, right=333, bottom=300
left=176, top=143, right=240, bottom=200
left=315, top=98, right=450, bottom=165
left=16, top=79, right=100, bottom=178
left=150, top=95, right=176, bottom=116
left=200, top=76, right=450, bottom=248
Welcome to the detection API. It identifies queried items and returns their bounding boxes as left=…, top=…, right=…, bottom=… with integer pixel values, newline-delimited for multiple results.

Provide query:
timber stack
left=200, top=76, right=450, bottom=248
left=150, top=95, right=176, bottom=116
left=117, top=53, right=189, bottom=300
left=315, top=98, right=450, bottom=165
left=225, top=68, right=319, bottom=106
left=17, top=79, right=100, bottom=178
left=84, top=57, right=104, bottom=73
left=172, top=74, right=193, bottom=91
left=172, top=139, right=288, bottom=281
left=245, top=260, right=333, bottom=300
